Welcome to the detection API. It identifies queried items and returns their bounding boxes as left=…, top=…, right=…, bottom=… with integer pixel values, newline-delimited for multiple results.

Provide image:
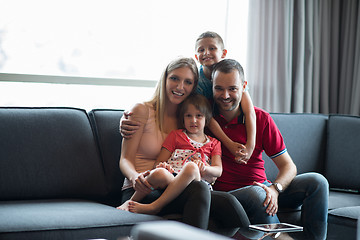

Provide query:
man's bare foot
left=116, top=200, right=131, bottom=211
left=128, top=201, right=160, bottom=215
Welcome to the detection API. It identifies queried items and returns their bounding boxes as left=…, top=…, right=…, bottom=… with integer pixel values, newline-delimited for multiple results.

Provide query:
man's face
left=212, top=70, right=246, bottom=113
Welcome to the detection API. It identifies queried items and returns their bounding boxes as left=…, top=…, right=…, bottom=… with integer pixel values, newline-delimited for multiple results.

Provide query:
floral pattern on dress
left=168, top=135, right=210, bottom=174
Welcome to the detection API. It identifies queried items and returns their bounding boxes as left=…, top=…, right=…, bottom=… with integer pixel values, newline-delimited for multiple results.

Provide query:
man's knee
left=294, top=172, right=329, bottom=194
left=310, top=173, right=329, bottom=189
left=230, top=186, right=267, bottom=209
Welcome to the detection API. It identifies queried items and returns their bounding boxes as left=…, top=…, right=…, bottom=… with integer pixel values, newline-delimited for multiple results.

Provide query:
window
left=0, top=0, right=248, bottom=110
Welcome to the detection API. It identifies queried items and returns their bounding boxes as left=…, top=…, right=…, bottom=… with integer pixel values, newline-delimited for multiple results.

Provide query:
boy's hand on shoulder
left=233, top=143, right=255, bottom=164
left=242, top=143, right=255, bottom=161
left=228, top=141, right=249, bottom=164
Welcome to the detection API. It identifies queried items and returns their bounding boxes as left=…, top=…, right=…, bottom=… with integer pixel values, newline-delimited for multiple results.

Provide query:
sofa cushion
left=329, top=191, right=360, bottom=210
left=328, top=206, right=360, bottom=228
left=89, top=109, right=124, bottom=204
left=131, top=220, right=232, bottom=240
left=0, top=199, right=161, bottom=239
left=263, top=113, right=328, bottom=181
left=326, top=115, right=360, bottom=191
left=0, top=107, right=107, bottom=200
left=328, top=206, right=360, bottom=221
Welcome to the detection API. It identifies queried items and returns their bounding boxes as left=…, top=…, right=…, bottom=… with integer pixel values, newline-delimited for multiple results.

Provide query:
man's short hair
left=212, top=59, right=245, bottom=84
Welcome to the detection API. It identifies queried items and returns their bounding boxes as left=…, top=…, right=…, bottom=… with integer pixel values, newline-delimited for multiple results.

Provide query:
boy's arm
left=241, top=91, right=256, bottom=161
left=208, top=118, right=247, bottom=163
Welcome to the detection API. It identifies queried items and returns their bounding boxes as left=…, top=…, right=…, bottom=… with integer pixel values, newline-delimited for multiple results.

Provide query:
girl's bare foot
left=128, top=201, right=160, bottom=215
left=116, top=200, right=131, bottom=211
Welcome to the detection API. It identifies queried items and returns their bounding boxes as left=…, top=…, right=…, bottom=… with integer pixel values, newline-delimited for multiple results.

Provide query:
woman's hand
left=132, top=170, right=154, bottom=194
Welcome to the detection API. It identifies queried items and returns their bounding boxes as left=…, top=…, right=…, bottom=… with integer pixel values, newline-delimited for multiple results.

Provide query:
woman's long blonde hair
left=147, top=57, right=199, bottom=133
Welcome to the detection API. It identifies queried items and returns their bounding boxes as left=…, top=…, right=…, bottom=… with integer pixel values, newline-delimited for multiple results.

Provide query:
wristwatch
left=272, top=182, right=283, bottom=193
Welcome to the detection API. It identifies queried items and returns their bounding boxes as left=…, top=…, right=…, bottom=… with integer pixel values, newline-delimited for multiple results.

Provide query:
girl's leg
left=117, top=168, right=174, bottom=211
left=128, top=162, right=201, bottom=214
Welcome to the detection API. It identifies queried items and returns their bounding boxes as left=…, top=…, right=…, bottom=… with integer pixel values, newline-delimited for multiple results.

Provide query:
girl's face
left=183, top=103, right=206, bottom=135
left=165, top=67, right=195, bottom=105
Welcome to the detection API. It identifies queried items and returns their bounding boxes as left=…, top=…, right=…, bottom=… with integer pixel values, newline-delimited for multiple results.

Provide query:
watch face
left=275, top=183, right=283, bottom=192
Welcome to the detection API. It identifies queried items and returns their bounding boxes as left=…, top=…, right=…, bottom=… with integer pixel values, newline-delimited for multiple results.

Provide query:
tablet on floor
left=249, top=223, right=303, bottom=232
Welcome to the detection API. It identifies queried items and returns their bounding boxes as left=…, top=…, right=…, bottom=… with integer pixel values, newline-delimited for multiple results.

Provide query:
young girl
left=118, top=93, right=222, bottom=215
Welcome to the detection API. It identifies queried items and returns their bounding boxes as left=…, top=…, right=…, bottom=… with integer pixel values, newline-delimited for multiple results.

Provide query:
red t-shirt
left=212, top=107, right=287, bottom=192
left=162, top=129, right=222, bottom=163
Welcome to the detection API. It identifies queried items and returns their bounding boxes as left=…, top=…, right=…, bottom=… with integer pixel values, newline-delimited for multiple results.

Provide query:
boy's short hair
left=195, top=31, right=225, bottom=50
left=177, top=93, right=213, bottom=128
left=212, top=59, right=245, bottom=84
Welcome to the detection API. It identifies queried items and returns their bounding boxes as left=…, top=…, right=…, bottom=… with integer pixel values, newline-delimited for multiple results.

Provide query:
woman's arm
left=119, top=103, right=153, bottom=193
left=240, top=91, right=256, bottom=161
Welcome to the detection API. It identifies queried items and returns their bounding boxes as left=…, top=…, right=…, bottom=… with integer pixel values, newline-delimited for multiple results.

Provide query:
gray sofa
left=0, top=107, right=161, bottom=240
left=263, top=113, right=360, bottom=237
left=0, top=107, right=359, bottom=239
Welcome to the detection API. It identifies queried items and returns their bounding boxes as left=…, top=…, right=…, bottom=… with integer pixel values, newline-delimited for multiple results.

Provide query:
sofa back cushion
left=326, top=115, right=360, bottom=191
left=0, top=107, right=107, bottom=200
left=89, top=109, right=124, bottom=202
left=263, top=113, right=328, bottom=181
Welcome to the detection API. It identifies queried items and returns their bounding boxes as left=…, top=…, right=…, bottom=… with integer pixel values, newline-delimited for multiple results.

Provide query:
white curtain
left=247, top=0, right=360, bottom=115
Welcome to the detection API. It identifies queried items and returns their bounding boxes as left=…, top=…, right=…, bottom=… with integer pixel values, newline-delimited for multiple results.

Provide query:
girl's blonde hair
left=147, top=57, right=199, bottom=133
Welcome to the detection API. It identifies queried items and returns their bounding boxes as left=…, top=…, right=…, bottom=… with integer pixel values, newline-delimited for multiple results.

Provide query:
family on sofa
left=120, top=51, right=328, bottom=238
left=1, top=31, right=359, bottom=240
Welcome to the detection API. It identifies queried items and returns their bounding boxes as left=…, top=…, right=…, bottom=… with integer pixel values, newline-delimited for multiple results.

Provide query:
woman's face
left=165, top=67, right=195, bottom=105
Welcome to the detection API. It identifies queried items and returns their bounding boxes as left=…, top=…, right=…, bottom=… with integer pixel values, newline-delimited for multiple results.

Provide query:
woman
left=118, top=57, right=211, bottom=229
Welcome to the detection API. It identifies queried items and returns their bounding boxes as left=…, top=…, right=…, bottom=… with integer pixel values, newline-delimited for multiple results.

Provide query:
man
left=211, top=59, right=329, bottom=239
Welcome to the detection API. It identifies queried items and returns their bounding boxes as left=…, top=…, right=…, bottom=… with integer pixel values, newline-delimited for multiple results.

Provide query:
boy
left=194, top=31, right=256, bottom=162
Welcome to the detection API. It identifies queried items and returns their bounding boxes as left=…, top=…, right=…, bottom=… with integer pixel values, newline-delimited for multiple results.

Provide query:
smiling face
left=165, top=67, right=196, bottom=105
left=183, top=103, right=206, bottom=135
left=195, top=37, right=227, bottom=67
left=213, top=69, right=246, bottom=115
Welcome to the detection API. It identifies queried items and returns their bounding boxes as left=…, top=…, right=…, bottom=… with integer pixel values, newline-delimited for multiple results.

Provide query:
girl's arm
left=208, top=118, right=247, bottom=163
left=199, top=154, right=222, bottom=184
left=240, top=91, right=256, bottom=161
left=119, top=103, right=153, bottom=193
left=153, top=147, right=174, bottom=173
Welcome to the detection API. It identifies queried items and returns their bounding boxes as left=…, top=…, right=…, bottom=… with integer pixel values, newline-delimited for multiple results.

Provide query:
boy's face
left=195, top=38, right=227, bottom=67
